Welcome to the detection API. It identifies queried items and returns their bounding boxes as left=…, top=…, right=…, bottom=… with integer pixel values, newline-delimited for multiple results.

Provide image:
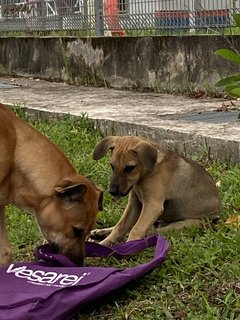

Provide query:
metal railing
left=0, top=0, right=239, bottom=36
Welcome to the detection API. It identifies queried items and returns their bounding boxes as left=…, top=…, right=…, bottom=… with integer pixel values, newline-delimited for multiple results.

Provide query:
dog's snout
left=50, top=242, right=59, bottom=253
left=48, top=241, right=84, bottom=266
left=70, top=255, right=84, bottom=267
left=66, top=254, right=85, bottom=267
left=109, top=189, right=119, bottom=197
left=109, top=184, right=119, bottom=197
left=109, top=182, right=133, bottom=198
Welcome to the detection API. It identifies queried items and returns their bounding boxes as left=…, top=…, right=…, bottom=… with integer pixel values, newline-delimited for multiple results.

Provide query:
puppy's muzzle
left=109, top=184, right=132, bottom=198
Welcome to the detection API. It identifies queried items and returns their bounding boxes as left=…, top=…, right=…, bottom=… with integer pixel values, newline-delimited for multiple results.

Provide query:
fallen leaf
left=216, top=180, right=221, bottom=188
left=224, top=215, right=240, bottom=227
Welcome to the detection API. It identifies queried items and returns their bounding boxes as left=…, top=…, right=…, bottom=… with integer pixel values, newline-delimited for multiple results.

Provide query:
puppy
left=91, top=135, right=221, bottom=245
left=0, top=104, right=103, bottom=266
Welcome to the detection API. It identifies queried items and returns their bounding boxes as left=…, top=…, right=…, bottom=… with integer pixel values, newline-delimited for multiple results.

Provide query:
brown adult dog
left=91, top=136, right=221, bottom=245
left=0, top=104, right=103, bottom=266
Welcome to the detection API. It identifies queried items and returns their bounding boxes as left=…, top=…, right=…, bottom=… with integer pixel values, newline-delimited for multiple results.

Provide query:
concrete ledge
left=0, top=35, right=240, bottom=93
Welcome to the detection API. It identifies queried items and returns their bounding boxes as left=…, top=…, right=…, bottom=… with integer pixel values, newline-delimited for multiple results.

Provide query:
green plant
left=215, top=13, right=240, bottom=97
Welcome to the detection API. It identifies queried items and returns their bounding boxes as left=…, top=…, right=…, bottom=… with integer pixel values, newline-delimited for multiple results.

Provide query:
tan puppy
left=0, top=104, right=103, bottom=266
left=91, top=136, right=221, bottom=245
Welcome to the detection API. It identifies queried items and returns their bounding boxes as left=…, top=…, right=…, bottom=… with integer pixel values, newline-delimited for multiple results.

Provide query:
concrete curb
left=22, top=106, right=240, bottom=165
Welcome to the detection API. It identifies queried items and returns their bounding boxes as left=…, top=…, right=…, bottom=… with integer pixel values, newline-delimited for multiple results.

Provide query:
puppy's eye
left=124, top=165, right=135, bottom=173
left=72, top=227, right=84, bottom=238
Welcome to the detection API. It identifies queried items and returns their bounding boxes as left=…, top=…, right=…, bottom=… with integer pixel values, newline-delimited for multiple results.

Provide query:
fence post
left=83, top=0, right=88, bottom=31
left=94, top=0, right=104, bottom=37
left=40, top=0, right=47, bottom=17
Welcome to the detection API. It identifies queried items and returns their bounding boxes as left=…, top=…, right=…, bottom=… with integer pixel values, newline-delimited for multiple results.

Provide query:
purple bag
left=0, top=234, right=169, bottom=320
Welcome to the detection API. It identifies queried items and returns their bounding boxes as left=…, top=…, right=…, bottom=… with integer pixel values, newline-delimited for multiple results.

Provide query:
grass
left=6, top=109, right=240, bottom=320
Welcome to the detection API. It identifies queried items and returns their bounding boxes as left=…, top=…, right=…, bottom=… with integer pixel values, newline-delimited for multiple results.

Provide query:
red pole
left=104, top=0, right=126, bottom=36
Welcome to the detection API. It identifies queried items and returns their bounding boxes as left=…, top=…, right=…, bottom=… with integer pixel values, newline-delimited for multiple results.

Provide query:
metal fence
left=0, top=0, right=240, bottom=36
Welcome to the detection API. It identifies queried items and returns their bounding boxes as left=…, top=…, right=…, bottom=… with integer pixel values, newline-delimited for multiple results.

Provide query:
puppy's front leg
left=100, top=191, right=142, bottom=246
left=0, top=206, right=12, bottom=266
left=127, top=199, right=164, bottom=241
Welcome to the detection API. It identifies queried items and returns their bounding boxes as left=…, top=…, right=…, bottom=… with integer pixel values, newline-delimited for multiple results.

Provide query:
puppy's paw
left=87, top=237, right=97, bottom=242
left=99, top=237, right=116, bottom=246
left=90, top=228, right=112, bottom=241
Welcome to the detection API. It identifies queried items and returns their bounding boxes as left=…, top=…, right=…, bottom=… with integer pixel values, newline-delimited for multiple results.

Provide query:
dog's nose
left=109, top=185, right=119, bottom=197
left=71, top=255, right=84, bottom=267
left=50, top=242, right=59, bottom=253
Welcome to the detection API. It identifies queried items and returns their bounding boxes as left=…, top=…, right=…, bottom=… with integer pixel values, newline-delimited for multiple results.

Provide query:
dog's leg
left=157, top=218, right=203, bottom=233
left=127, top=199, right=165, bottom=241
left=0, top=206, right=12, bottom=266
left=98, top=191, right=142, bottom=246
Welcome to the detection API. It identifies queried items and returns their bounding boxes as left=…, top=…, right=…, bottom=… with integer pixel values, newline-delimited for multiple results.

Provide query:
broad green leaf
left=214, top=49, right=240, bottom=65
left=228, top=87, right=240, bottom=97
left=233, top=13, right=240, bottom=28
left=215, top=75, right=240, bottom=87
left=225, top=84, right=240, bottom=96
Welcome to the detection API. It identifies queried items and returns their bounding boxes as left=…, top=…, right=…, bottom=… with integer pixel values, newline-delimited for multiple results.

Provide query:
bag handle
left=36, top=246, right=77, bottom=267
left=85, top=234, right=160, bottom=257
left=35, top=234, right=168, bottom=268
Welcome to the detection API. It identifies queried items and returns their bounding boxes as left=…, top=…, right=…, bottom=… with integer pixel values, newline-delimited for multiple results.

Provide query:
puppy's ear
left=55, top=181, right=87, bottom=202
left=131, top=142, right=158, bottom=171
left=93, top=136, right=119, bottom=160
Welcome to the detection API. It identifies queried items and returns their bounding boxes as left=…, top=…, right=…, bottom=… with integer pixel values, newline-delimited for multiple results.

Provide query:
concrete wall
left=0, top=35, right=239, bottom=93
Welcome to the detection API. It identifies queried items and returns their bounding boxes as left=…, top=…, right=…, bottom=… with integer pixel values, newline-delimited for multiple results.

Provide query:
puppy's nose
left=109, top=185, right=119, bottom=197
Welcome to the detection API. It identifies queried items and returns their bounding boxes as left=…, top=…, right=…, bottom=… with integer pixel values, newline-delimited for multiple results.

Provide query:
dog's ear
left=83, top=177, right=104, bottom=211
left=98, top=190, right=104, bottom=211
left=93, top=136, right=119, bottom=160
left=55, top=181, right=87, bottom=202
left=131, top=142, right=158, bottom=171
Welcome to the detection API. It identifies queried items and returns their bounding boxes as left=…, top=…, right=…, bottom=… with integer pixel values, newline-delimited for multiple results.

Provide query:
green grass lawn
left=6, top=110, right=240, bottom=320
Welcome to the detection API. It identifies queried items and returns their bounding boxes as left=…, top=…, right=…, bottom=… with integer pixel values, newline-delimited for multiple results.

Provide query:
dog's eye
left=124, top=165, right=135, bottom=173
left=72, top=227, right=84, bottom=238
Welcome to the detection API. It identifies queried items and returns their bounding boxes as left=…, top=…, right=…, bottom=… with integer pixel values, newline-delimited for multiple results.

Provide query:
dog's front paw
left=90, top=227, right=113, bottom=241
left=99, top=237, right=116, bottom=246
